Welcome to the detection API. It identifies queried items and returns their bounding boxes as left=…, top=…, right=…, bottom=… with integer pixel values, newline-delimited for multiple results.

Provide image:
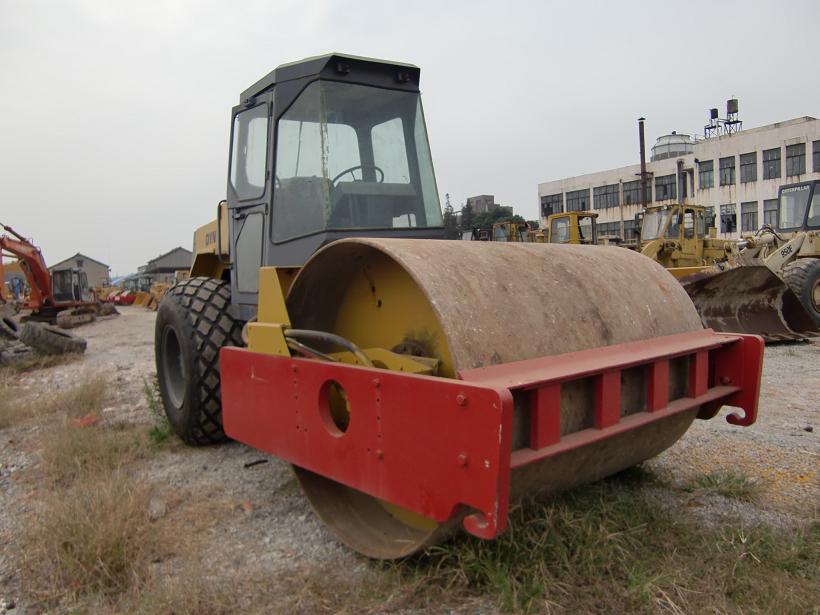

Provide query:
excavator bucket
left=681, top=265, right=818, bottom=342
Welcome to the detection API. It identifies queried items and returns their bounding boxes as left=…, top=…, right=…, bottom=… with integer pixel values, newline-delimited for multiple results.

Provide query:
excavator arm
left=0, top=223, right=53, bottom=309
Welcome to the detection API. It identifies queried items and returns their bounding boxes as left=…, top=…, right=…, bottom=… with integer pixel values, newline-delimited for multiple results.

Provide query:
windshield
left=641, top=210, right=669, bottom=241
left=578, top=217, right=594, bottom=244
left=778, top=184, right=811, bottom=230
left=272, top=81, right=442, bottom=242
left=550, top=218, right=569, bottom=243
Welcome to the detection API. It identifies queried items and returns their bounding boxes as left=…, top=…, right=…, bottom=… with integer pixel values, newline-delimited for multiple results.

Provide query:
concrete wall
left=537, top=117, right=820, bottom=240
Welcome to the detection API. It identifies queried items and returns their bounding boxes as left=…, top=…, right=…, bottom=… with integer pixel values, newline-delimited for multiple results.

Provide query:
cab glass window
left=272, top=81, right=442, bottom=242
left=230, top=105, right=269, bottom=201
left=551, top=218, right=569, bottom=243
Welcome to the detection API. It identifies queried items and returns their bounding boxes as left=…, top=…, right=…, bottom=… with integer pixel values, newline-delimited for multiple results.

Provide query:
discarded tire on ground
left=155, top=277, right=244, bottom=445
left=0, top=317, right=19, bottom=341
left=19, top=322, right=87, bottom=355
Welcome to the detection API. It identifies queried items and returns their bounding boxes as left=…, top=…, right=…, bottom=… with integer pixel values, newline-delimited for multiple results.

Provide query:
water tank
left=650, top=131, right=695, bottom=161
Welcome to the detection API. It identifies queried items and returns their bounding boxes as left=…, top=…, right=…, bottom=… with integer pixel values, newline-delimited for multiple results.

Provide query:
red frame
left=220, top=329, right=763, bottom=540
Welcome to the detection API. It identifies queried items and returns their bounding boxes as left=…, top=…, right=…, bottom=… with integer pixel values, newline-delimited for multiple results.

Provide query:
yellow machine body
left=545, top=211, right=598, bottom=244
left=190, top=201, right=230, bottom=279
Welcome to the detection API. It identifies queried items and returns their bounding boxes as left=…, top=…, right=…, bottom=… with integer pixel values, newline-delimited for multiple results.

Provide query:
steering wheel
left=331, top=165, right=385, bottom=186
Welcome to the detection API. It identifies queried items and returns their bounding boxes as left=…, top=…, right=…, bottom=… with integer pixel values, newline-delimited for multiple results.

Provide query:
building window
left=593, top=184, right=619, bottom=209
left=623, top=218, right=639, bottom=240
left=719, top=156, right=735, bottom=186
left=565, top=189, right=590, bottom=212
left=741, top=201, right=758, bottom=232
left=720, top=204, right=736, bottom=233
left=762, top=148, right=781, bottom=180
left=739, top=152, right=757, bottom=183
left=654, top=174, right=676, bottom=201
left=698, top=160, right=714, bottom=189
left=75, top=259, right=84, bottom=268
left=814, top=140, right=820, bottom=172
left=623, top=180, right=650, bottom=205
left=704, top=206, right=716, bottom=229
left=786, top=143, right=806, bottom=176
left=540, top=193, right=563, bottom=217
left=763, top=199, right=778, bottom=227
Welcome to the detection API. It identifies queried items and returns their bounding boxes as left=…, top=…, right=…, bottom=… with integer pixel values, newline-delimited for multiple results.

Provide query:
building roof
left=48, top=252, right=110, bottom=271
left=143, top=246, right=193, bottom=273
left=146, top=246, right=193, bottom=267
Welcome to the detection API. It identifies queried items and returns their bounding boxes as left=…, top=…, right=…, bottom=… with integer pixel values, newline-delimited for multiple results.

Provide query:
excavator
left=0, top=222, right=101, bottom=325
left=154, top=54, right=764, bottom=559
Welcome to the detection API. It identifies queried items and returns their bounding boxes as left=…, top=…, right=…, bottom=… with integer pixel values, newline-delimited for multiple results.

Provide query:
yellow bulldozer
left=153, top=54, right=764, bottom=559
left=544, top=211, right=599, bottom=245
left=470, top=220, right=540, bottom=242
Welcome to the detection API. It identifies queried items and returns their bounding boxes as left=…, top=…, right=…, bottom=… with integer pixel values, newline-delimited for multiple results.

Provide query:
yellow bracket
left=328, top=348, right=439, bottom=375
left=247, top=267, right=439, bottom=376
left=247, top=267, right=297, bottom=356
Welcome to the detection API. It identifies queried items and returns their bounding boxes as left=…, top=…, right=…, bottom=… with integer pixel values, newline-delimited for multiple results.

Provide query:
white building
left=537, top=116, right=820, bottom=241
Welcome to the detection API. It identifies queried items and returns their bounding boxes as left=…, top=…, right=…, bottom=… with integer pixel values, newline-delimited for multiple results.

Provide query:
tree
left=443, top=193, right=460, bottom=239
left=460, top=202, right=474, bottom=230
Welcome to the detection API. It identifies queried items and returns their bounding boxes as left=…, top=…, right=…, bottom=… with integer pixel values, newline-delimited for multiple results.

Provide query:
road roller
left=155, top=54, right=765, bottom=559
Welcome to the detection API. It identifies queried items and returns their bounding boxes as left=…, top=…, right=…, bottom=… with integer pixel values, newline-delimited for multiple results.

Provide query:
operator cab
left=227, top=54, right=445, bottom=319
left=51, top=269, right=92, bottom=303
left=640, top=205, right=706, bottom=243
left=778, top=181, right=820, bottom=231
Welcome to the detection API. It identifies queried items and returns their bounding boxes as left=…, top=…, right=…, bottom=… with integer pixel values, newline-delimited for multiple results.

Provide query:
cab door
left=226, top=97, right=272, bottom=320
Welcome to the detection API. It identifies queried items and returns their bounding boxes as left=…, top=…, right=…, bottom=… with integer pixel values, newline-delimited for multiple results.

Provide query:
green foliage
left=388, top=469, right=818, bottom=613
left=143, top=375, right=171, bottom=444
left=443, top=201, right=460, bottom=239
left=459, top=202, right=474, bottom=230
left=684, top=470, right=761, bottom=502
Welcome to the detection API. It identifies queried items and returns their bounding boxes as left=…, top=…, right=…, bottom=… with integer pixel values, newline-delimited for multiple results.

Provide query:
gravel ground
left=0, top=307, right=817, bottom=612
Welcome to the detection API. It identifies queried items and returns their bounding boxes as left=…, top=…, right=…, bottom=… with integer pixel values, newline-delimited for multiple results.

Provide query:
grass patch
left=0, top=395, right=15, bottom=429
left=22, top=472, right=163, bottom=602
left=1, top=352, right=79, bottom=374
left=391, top=474, right=818, bottom=613
left=684, top=469, right=761, bottom=502
left=40, top=422, right=147, bottom=484
left=1, top=371, right=109, bottom=428
left=143, top=374, right=172, bottom=445
left=35, top=372, right=109, bottom=418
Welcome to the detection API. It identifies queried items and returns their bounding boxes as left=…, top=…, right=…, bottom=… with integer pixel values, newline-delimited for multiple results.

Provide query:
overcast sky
left=1, top=0, right=817, bottom=275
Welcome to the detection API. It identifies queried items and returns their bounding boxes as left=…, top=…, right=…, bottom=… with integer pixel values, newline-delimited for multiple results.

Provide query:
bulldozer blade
left=681, top=265, right=818, bottom=342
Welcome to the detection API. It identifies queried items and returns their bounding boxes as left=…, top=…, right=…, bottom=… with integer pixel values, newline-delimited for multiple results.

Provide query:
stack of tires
left=1, top=318, right=86, bottom=364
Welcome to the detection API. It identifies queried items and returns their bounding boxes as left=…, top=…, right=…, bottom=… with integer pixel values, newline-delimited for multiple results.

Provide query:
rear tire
left=155, top=277, right=244, bottom=445
left=782, top=258, right=820, bottom=326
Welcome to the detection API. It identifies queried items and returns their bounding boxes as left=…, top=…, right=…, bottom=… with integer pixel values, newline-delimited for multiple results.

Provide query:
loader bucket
left=681, top=265, right=818, bottom=342
left=220, top=239, right=765, bottom=558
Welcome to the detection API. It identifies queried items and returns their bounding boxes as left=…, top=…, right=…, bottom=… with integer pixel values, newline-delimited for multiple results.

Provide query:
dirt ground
left=0, top=306, right=817, bottom=613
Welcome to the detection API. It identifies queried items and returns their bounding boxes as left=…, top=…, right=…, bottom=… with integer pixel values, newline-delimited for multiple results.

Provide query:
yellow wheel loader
left=679, top=185, right=819, bottom=341
left=154, top=54, right=764, bottom=559
left=728, top=181, right=819, bottom=326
